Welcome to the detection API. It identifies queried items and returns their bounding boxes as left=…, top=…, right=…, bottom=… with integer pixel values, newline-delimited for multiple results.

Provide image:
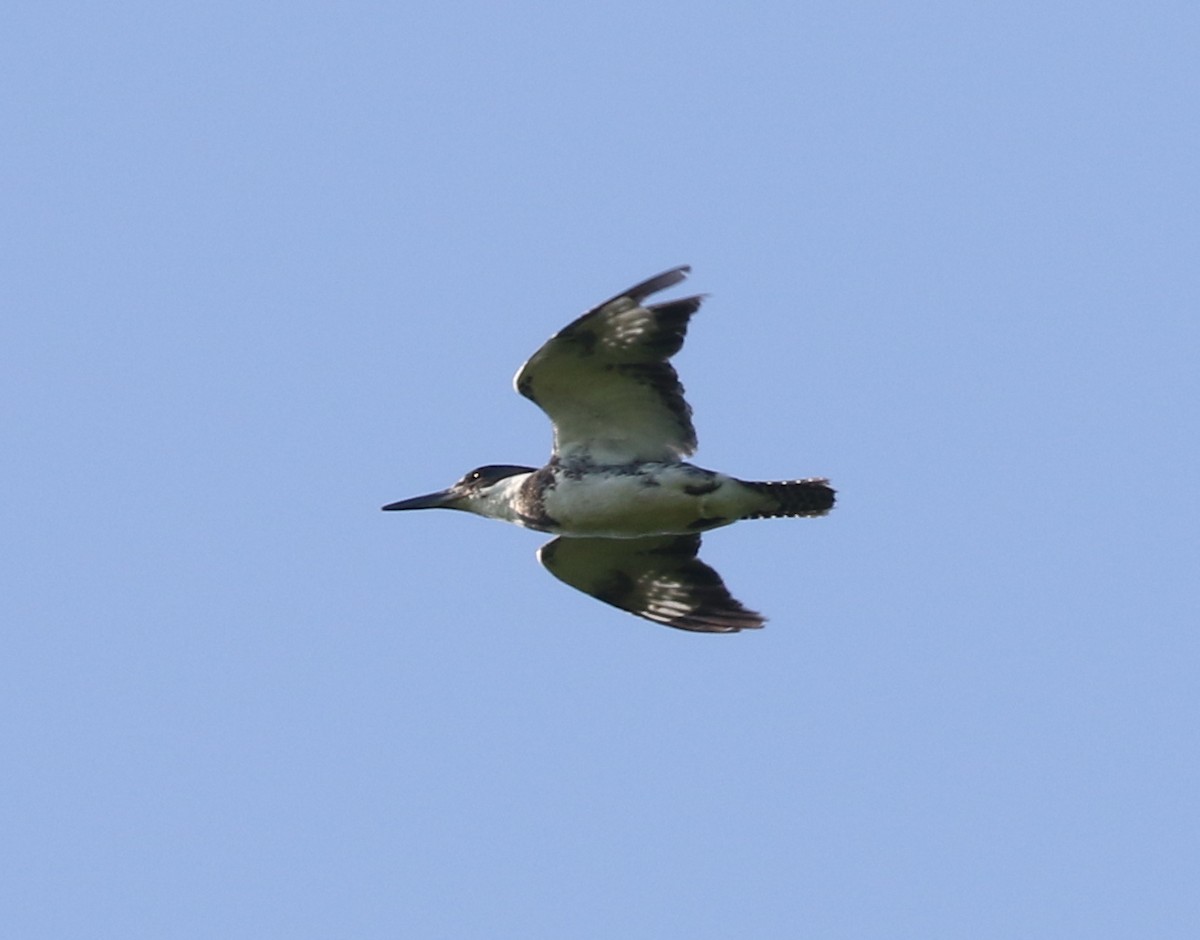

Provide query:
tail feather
left=740, top=478, right=835, bottom=519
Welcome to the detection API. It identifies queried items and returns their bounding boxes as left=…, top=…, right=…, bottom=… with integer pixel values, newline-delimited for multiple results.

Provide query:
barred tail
left=739, top=478, right=835, bottom=519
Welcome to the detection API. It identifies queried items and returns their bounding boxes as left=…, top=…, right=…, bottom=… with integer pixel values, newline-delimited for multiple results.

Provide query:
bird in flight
left=383, top=266, right=834, bottom=632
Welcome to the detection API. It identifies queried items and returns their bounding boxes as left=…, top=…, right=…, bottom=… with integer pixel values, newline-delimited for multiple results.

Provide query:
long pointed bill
left=381, top=490, right=458, bottom=511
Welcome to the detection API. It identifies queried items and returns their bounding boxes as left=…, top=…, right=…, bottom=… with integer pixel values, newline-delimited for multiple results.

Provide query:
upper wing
left=537, top=534, right=764, bottom=633
left=513, top=266, right=703, bottom=463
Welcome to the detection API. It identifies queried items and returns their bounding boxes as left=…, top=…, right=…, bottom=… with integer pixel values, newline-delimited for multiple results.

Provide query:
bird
left=382, top=266, right=834, bottom=632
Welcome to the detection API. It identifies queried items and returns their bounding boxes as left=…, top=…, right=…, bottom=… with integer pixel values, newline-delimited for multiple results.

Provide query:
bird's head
left=381, top=464, right=535, bottom=515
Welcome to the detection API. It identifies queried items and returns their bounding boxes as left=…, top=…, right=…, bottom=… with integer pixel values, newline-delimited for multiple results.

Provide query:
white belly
left=541, top=466, right=739, bottom=537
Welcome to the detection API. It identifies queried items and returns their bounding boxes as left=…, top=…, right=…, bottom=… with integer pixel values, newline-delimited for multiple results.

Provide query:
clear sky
left=4, top=2, right=1198, bottom=937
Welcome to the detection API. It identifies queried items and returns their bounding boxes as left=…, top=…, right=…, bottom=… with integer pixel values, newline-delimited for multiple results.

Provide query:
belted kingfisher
left=383, top=266, right=834, bottom=632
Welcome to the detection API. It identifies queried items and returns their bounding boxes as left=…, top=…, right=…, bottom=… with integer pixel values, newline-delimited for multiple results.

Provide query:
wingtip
left=664, top=609, right=767, bottom=633
left=625, top=264, right=692, bottom=303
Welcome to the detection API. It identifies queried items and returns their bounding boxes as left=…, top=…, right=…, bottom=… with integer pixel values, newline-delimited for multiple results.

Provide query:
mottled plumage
left=383, top=267, right=834, bottom=632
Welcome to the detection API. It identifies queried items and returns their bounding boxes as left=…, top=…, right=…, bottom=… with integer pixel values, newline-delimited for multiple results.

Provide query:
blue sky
left=4, top=1, right=1198, bottom=936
